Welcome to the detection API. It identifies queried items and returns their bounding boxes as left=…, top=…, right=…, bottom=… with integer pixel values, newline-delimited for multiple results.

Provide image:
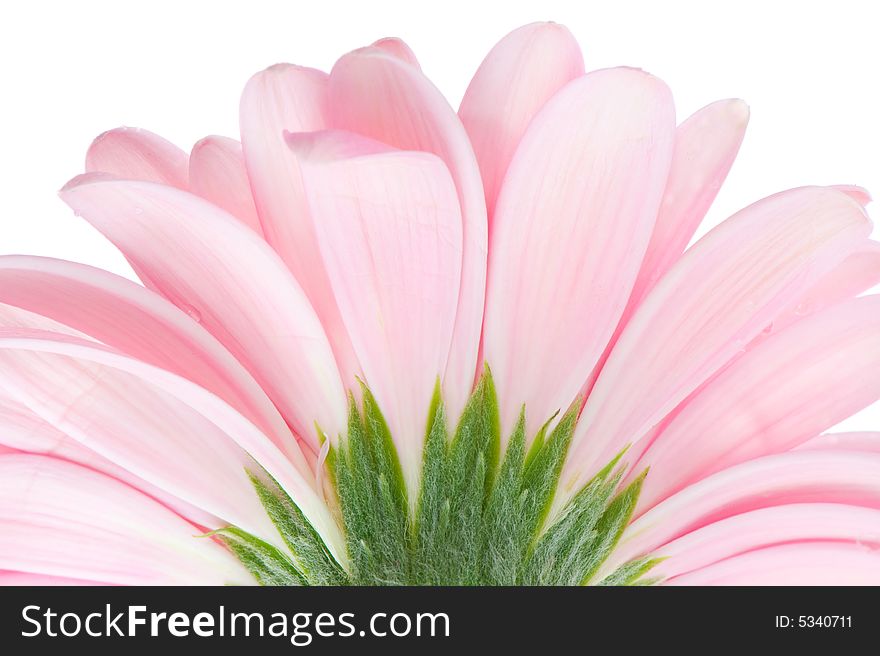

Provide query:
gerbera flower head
left=2, top=22, right=879, bottom=586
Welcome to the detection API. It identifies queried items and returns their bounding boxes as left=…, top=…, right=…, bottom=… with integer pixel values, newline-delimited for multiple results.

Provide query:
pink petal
left=634, top=294, right=880, bottom=513
left=649, top=504, right=880, bottom=581
left=666, top=543, right=880, bottom=586
left=0, top=391, right=217, bottom=527
left=624, top=99, right=750, bottom=313
left=239, top=65, right=361, bottom=388
left=293, top=132, right=462, bottom=497
left=189, top=135, right=263, bottom=235
left=59, top=176, right=347, bottom=451
left=831, top=184, right=872, bottom=206
left=796, top=431, right=880, bottom=453
left=483, top=67, right=675, bottom=439
left=328, top=46, right=487, bottom=420
left=561, top=187, right=871, bottom=500
left=0, top=255, right=307, bottom=469
left=371, top=37, right=421, bottom=68
left=776, top=239, right=880, bottom=329
left=458, top=22, right=584, bottom=219
left=0, top=454, right=251, bottom=585
left=603, top=450, right=880, bottom=575
left=86, top=127, right=189, bottom=189
left=0, top=331, right=345, bottom=560
left=0, top=570, right=106, bottom=586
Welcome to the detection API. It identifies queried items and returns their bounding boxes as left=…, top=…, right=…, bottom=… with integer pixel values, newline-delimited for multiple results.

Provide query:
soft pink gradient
left=1, top=22, right=878, bottom=585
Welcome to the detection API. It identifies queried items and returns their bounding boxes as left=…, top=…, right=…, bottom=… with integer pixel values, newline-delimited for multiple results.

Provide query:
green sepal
left=214, top=527, right=306, bottom=586
left=598, top=555, right=665, bottom=586
left=234, top=368, right=660, bottom=586
left=579, top=470, right=648, bottom=584
left=247, top=470, right=347, bottom=585
left=413, top=370, right=501, bottom=584
left=331, top=388, right=409, bottom=584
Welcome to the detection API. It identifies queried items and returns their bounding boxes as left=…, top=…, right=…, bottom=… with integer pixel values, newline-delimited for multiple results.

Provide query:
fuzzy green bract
left=226, top=369, right=656, bottom=586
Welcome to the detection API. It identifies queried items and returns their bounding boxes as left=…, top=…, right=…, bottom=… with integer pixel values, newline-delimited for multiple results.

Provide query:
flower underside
left=218, top=371, right=655, bottom=586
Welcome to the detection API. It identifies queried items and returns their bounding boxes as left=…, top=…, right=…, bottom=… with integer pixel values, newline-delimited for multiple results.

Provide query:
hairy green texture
left=225, top=369, right=657, bottom=586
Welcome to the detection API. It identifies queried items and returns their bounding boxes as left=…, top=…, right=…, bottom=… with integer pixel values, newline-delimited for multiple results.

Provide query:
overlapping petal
left=0, top=330, right=346, bottom=560
left=603, top=450, right=880, bottom=575
left=483, top=67, right=675, bottom=439
left=59, top=176, right=347, bottom=450
left=328, top=45, right=487, bottom=419
left=666, top=543, right=880, bottom=586
left=86, top=127, right=188, bottom=188
left=561, top=187, right=872, bottom=500
left=239, top=65, right=362, bottom=387
left=189, top=135, right=263, bottom=234
left=0, top=454, right=251, bottom=585
left=459, top=22, right=584, bottom=219
left=0, top=255, right=306, bottom=467
left=0, top=391, right=217, bottom=527
left=292, top=131, right=463, bottom=496
left=633, top=295, right=880, bottom=512
left=648, top=504, right=880, bottom=581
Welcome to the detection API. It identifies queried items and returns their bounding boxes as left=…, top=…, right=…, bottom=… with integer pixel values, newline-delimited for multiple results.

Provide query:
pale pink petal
left=0, top=255, right=307, bottom=469
left=603, top=450, right=880, bottom=575
left=649, top=504, right=880, bottom=581
left=86, top=127, right=188, bottom=188
left=633, top=295, right=880, bottom=513
left=796, top=431, right=880, bottom=452
left=775, top=240, right=880, bottom=330
left=0, top=331, right=346, bottom=561
left=561, top=187, right=871, bottom=501
left=0, top=454, right=251, bottom=585
left=189, top=135, right=263, bottom=235
left=458, top=22, right=584, bottom=219
left=328, top=46, right=487, bottom=420
left=666, top=543, right=880, bottom=586
left=239, top=65, right=361, bottom=388
left=580, top=100, right=750, bottom=400
left=626, top=99, right=749, bottom=311
left=59, top=176, right=347, bottom=450
left=371, top=37, right=421, bottom=68
left=0, top=391, right=217, bottom=527
left=483, top=68, right=675, bottom=439
left=293, top=132, right=462, bottom=497
left=0, top=570, right=107, bottom=586
left=832, top=184, right=872, bottom=206
left=0, top=300, right=94, bottom=339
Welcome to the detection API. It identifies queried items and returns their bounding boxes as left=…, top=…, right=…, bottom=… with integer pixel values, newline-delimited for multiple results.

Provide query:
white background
left=1, top=0, right=878, bottom=430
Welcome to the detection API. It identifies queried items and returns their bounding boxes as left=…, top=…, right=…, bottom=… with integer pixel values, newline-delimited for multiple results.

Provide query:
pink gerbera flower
left=2, top=22, right=879, bottom=586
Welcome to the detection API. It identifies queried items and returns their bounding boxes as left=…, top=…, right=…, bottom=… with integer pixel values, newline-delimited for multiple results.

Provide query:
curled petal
left=292, top=132, right=462, bottom=497
left=328, top=46, right=487, bottom=420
